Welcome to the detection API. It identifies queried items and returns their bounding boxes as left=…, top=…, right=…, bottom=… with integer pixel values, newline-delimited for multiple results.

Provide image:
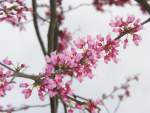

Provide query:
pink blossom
left=3, top=58, right=12, bottom=65
left=103, top=34, right=120, bottom=63
left=87, top=99, right=101, bottom=113
left=109, top=15, right=142, bottom=48
left=0, top=81, right=13, bottom=97
left=93, top=0, right=131, bottom=12
left=68, top=108, right=74, bottom=113
left=58, top=28, right=72, bottom=51
left=127, top=15, right=135, bottom=23
left=75, top=104, right=83, bottom=110
left=74, top=38, right=86, bottom=49
left=109, top=15, right=142, bottom=34
left=20, top=64, right=27, bottom=68
left=0, top=0, right=29, bottom=27
left=22, top=89, right=32, bottom=99
left=132, top=34, right=141, bottom=46
left=38, top=91, right=45, bottom=101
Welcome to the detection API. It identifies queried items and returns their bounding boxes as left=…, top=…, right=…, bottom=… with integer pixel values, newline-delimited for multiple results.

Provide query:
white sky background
left=0, top=0, right=150, bottom=113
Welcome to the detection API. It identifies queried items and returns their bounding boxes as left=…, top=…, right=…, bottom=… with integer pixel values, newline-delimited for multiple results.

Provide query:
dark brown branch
left=59, top=94, right=67, bottom=113
left=54, top=23, right=59, bottom=50
left=32, top=0, right=47, bottom=55
left=50, top=97, right=58, bottom=113
left=47, top=0, right=57, bottom=53
left=135, top=0, right=150, bottom=14
left=63, top=102, right=67, bottom=113
left=47, top=0, right=58, bottom=113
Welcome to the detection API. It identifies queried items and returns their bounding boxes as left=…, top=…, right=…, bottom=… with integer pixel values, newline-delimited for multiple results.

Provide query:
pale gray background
left=0, top=0, right=150, bottom=113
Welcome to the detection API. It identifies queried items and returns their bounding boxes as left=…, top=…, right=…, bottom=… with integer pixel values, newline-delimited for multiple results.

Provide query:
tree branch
left=32, top=0, right=47, bottom=56
left=135, top=0, right=150, bottom=14
left=47, top=0, right=57, bottom=54
left=113, top=101, right=121, bottom=113
left=0, top=103, right=50, bottom=113
left=47, top=0, right=58, bottom=113
left=63, top=3, right=91, bottom=13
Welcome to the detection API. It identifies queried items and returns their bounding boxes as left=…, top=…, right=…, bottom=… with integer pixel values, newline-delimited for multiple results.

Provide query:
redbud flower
left=0, top=0, right=29, bottom=27
left=22, top=88, right=32, bottom=99
left=109, top=15, right=142, bottom=48
left=3, top=58, right=12, bottom=65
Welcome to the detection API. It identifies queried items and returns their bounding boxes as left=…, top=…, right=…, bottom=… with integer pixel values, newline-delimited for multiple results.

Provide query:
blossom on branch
left=109, top=15, right=142, bottom=48
left=0, top=0, right=29, bottom=27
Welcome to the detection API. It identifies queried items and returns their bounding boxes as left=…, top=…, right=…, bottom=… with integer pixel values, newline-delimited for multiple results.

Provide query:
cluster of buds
left=0, top=0, right=29, bottom=27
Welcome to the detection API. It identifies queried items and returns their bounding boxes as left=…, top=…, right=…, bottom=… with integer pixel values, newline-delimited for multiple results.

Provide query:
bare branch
left=0, top=103, right=50, bottom=113
left=32, top=0, right=47, bottom=56
left=113, top=101, right=121, bottom=113
left=63, top=3, right=91, bottom=13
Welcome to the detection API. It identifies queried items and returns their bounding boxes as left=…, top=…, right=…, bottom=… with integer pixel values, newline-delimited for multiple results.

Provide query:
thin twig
left=103, top=103, right=111, bottom=113
left=0, top=62, right=37, bottom=80
left=63, top=3, right=91, bottom=13
left=32, top=0, right=47, bottom=55
left=0, top=103, right=50, bottom=113
left=113, top=100, right=121, bottom=113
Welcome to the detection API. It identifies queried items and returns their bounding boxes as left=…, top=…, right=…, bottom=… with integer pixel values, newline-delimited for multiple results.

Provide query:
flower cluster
left=20, top=82, right=32, bottom=99
left=0, top=58, right=27, bottom=98
left=86, top=99, right=101, bottom=113
left=0, top=58, right=13, bottom=97
left=96, top=34, right=120, bottom=63
left=0, top=15, right=143, bottom=113
left=38, top=75, right=73, bottom=101
left=35, top=34, right=120, bottom=101
left=93, top=0, right=131, bottom=11
left=109, top=15, right=142, bottom=48
left=36, top=15, right=142, bottom=101
left=0, top=0, right=29, bottom=27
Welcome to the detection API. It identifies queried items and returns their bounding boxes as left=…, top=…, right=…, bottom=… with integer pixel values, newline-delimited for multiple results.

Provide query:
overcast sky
left=0, top=0, right=150, bottom=113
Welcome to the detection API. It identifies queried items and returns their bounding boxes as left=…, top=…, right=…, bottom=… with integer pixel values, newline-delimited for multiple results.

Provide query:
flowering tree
left=0, top=0, right=150, bottom=113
